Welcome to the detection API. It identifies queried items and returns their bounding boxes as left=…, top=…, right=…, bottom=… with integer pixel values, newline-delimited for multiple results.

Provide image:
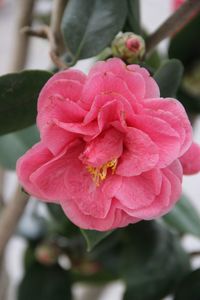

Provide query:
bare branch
left=0, top=186, right=29, bottom=256
left=10, top=0, right=36, bottom=71
left=146, top=0, right=200, bottom=56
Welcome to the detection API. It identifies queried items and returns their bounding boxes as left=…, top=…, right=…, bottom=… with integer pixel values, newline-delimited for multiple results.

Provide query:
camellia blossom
left=17, top=58, right=200, bottom=231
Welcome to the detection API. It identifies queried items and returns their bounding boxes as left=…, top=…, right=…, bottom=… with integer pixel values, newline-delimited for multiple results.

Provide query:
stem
left=10, top=0, right=36, bottom=72
left=145, top=0, right=200, bottom=56
left=50, top=0, right=67, bottom=55
left=0, top=186, right=29, bottom=256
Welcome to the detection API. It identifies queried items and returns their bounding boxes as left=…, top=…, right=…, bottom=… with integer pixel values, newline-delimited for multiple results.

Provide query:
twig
left=10, top=0, right=36, bottom=71
left=50, top=0, right=67, bottom=55
left=22, top=0, right=69, bottom=69
left=0, top=185, right=29, bottom=256
left=145, top=0, right=200, bottom=56
left=190, top=250, right=200, bottom=257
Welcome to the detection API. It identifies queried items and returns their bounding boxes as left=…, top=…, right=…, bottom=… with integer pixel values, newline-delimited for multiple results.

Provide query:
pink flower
left=17, top=58, right=199, bottom=231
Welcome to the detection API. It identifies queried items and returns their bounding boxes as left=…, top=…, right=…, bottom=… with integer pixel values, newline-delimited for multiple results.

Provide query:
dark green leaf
left=0, top=70, right=52, bottom=135
left=154, top=59, right=183, bottom=97
left=126, top=0, right=141, bottom=34
left=174, top=269, right=200, bottom=300
left=121, top=222, right=190, bottom=300
left=61, top=0, right=127, bottom=60
left=169, top=14, right=200, bottom=69
left=81, top=229, right=113, bottom=251
left=0, top=125, right=39, bottom=169
left=163, top=195, right=200, bottom=238
left=18, top=262, right=72, bottom=300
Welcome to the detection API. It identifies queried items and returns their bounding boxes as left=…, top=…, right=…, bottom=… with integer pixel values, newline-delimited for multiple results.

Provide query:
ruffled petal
left=117, top=127, right=159, bottom=176
left=132, top=115, right=181, bottom=167
left=16, top=142, right=54, bottom=201
left=179, top=142, right=200, bottom=174
left=144, top=98, right=192, bottom=156
left=80, top=128, right=123, bottom=167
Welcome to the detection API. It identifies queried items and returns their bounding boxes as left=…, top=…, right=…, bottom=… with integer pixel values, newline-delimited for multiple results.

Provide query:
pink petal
left=80, top=128, right=123, bottom=167
left=179, top=142, right=200, bottom=174
left=144, top=98, right=192, bottom=156
left=117, top=127, right=159, bottom=176
left=40, top=122, right=76, bottom=155
left=97, top=100, right=127, bottom=132
left=38, top=79, right=84, bottom=112
left=81, top=72, right=138, bottom=111
left=16, top=142, right=55, bottom=201
left=30, top=141, right=84, bottom=202
left=115, top=169, right=162, bottom=210
left=132, top=115, right=181, bottom=167
left=37, top=95, right=86, bottom=130
left=127, top=64, right=160, bottom=98
left=54, top=119, right=99, bottom=136
left=84, top=94, right=135, bottom=125
left=88, top=58, right=147, bottom=100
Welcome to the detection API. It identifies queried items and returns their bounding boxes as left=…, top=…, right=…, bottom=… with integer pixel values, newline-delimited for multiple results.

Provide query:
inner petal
left=80, top=128, right=123, bottom=168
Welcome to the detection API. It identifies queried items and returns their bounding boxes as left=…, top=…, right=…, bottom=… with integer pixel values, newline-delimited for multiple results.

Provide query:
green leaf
left=18, top=262, right=72, bottom=300
left=121, top=222, right=190, bottom=300
left=154, top=59, right=183, bottom=97
left=174, top=269, right=200, bottom=300
left=163, top=195, right=200, bottom=238
left=61, top=0, right=127, bottom=60
left=126, top=0, right=141, bottom=34
left=81, top=229, right=113, bottom=251
left=0, top=70, right=52, bottom=135
left=169, top=14, right=200, bottom=69
left=0, top=125, right=39, bottom=169
left=95, top=221, right=190, bottom=300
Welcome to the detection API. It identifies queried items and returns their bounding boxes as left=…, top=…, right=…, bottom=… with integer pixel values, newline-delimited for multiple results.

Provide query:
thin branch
left=22, top=25, right=68, bottom=69
left=10, top=0, right=36, bottom=72
left=50, top=0, right=68, bottom=55
left=22, top=0, right=69, bottom=69
left=145, top=0, right=200, bottom=56
left=0, top=185, right=29, bottom=256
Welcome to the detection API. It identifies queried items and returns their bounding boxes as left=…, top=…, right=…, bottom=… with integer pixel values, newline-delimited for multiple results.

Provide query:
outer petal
left=16, top=142, right=55, bottom=201
left=179, top=142, right=200, bottom=174
left=144, top=98, right=192, bottom=156
left=29, top=141, right=83, bottom=202
left=88, top=58, right=148, bottom=100
left=115, top=169, right=162, bottom=210
left=117, top=127, right=159, bottom=176
left=127, top=64, right=160, bottom=98
left=132, top=115, right=181, bottom=167
left=80, top=72, right=138, bottom=111
left=38, top=69, right=86, bottom=111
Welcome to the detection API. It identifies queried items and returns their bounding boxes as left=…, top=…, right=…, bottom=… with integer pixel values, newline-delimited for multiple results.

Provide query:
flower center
left=86, top=159, right=118, bottom=186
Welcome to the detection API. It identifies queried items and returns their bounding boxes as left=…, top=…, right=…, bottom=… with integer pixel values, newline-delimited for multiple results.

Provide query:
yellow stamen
left=87, top=159, right=118, bottom=186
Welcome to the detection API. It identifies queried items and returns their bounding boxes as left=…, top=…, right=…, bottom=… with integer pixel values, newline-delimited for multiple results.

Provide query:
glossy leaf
left=18, top=262, right=72, bottom=300
left=169, top=14, right=200, bottom=69
left=126, top=0, right=141, bottom=34
left=0, top=70, right=51, bottom=135
left=81, top=229, right=113, bottom=251
left=154, top=59, right=183, bottom=97
left=0, top=125, right=39, bottom=169
left=163, top=195, right=200, bottom=238
left=61, top=0, right=127, bottom=60
left=174, top=269, right=200, bottom=300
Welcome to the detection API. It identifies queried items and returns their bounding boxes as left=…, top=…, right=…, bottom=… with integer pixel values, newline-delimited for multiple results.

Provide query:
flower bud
left=111, top=32, right=145, bottom=63
left=35, top=243, right=60, bottom=266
